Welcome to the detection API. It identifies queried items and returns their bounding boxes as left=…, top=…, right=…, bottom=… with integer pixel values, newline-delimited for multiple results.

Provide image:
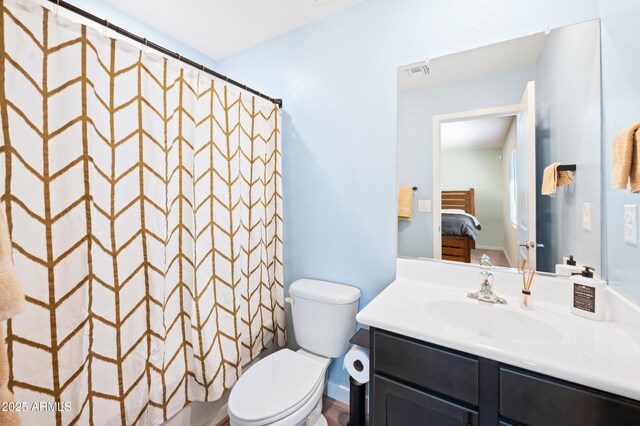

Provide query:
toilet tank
left=289, top=279, right=361, bottom=358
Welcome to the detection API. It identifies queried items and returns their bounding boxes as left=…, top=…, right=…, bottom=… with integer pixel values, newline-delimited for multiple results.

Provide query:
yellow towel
left=398, top=186, right=413, bottom=221
left=558, top=169, right=573, bottom=186
left=541, top=163, right=573, bottom=196
left=0, top=205, right=23, bottom=322
left=0, top=203, right=23, bottom=426
left=613, top=123, right=640, bottom=193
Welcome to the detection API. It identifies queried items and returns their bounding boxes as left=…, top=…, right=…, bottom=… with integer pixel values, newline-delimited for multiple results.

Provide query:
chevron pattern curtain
left=0, top=0, right=284, bottom=424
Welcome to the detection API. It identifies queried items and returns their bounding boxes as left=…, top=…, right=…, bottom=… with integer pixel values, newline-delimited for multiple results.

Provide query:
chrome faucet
left=467, top=255, right=507, bottom=304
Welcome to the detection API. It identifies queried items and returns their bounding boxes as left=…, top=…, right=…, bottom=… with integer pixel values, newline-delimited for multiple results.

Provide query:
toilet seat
left=228, top=349, right=327, bottom=425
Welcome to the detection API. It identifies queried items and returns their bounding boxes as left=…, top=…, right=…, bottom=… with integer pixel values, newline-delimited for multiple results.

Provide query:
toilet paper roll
left=344, top=345, right=370, bottom=384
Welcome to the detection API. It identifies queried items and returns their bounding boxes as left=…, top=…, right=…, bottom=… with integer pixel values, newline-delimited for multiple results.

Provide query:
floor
left=470, top=248, right=511, bottom=267
left=322, top=395, right=350, bottom=426
left=215, top=395, right=349, bottom=426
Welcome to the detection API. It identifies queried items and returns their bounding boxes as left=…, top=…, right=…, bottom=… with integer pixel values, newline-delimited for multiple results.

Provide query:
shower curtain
left=0, top=0, right=284, bottom=424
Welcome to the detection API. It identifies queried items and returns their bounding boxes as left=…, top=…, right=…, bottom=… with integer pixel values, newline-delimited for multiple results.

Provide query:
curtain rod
left=46, top=0, right=283, bottom=108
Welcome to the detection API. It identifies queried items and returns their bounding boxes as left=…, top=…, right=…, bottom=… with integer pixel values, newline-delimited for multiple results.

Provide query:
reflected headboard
left=442, top=188, right=475, bottom=216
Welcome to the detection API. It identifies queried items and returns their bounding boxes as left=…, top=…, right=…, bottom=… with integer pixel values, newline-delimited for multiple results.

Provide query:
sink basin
left=423, top=300, right=564, bottom=345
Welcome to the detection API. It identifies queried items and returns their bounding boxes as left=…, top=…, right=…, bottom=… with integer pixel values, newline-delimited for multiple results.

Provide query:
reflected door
left=516, top=81, right=538, bottom=270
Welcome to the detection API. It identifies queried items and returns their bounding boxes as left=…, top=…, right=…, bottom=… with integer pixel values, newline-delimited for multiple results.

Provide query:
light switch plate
left=624, top=205, right=638, bottom=245
left=582, top=203, right=591, bottom=231
left=418, top=199, right=431, bottom=213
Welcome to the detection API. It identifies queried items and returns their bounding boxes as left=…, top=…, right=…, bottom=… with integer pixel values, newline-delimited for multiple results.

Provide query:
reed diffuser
left=518, top=258, right=535, bottom=309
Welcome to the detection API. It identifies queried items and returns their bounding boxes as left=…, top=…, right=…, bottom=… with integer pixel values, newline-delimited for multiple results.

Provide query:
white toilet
left=228, top=279, right=361, bottom=426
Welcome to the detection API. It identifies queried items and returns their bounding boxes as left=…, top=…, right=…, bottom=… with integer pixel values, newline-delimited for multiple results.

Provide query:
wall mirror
left=397, top=19, right=602, bottom=276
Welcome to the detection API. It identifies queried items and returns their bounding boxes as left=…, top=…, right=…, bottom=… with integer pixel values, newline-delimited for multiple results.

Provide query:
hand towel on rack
left=612, top=122, right=640, bottom=193
left=541, top=163, right=573, bottom=196
left=398, top=186, right=413, bottom=221
left=0, top=203, right=22, bottom=425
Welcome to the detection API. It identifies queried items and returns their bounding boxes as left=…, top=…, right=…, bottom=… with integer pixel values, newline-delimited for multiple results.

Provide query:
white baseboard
left=326, top=380, right=370, bottom=413
left=326, top=381, right=350, bottom=404
left=475, top=245, right=515, bottom=267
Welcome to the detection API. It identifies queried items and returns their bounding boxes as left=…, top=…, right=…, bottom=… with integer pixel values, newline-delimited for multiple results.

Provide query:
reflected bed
left=441, top=188, right=480, bottom=263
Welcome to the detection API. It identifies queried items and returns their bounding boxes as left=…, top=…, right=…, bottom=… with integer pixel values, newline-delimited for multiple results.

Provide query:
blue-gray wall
left=217, top=0, right=620, bottom=400
left=397, top=66, right=535, bottom=258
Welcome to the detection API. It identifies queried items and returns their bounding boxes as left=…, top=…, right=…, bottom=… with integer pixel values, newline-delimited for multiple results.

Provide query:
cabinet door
left=373, top=330, right=479, bottom=406
left=373, top=375, right=478, bottom=426
left=500, top=367, right=640, bottom=426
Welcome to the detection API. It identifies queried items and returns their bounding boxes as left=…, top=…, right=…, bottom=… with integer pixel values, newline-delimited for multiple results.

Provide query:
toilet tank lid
left=289, top=279, right=361, bottom=304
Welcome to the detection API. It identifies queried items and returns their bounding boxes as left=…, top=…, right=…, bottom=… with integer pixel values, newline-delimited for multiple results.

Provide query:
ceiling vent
left=403, top=61, right=430, bottom=78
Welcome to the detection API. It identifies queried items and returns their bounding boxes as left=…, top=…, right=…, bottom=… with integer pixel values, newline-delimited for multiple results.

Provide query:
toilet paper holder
left=346, top=328, right=370, bottom=426
left=349, top=328, right=370, bottom=349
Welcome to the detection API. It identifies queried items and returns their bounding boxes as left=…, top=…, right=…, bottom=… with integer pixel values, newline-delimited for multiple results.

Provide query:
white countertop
left=356, top=258, right=640, bottom=401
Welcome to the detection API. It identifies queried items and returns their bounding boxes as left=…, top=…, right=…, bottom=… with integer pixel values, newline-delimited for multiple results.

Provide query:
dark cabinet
left=370, top=328, right=640, bottom=426
left=373, top=374, right=478, bottom=426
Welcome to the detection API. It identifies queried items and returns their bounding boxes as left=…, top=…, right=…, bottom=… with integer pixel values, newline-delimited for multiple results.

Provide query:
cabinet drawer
left=373, top=374, right=478, bottom=426
left=373, top=330, right=479, bottom=405
left=500, top=367, right=640, bottom=426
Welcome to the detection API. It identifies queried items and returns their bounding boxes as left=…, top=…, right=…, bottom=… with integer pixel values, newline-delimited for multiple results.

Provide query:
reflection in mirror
left=397, top=19, right=601, bottom=275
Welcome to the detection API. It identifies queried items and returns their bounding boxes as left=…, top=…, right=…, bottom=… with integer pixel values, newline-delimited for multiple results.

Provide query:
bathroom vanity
left=370, top=328, right=640, bottom=425
left=357, top=259, right=640, bottom=426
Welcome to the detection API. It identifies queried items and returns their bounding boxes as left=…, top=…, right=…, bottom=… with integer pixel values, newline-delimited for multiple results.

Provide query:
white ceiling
left=441, top=116, right=515, bottom=151
left=93, top=0, right=363, bottom=60
left=398, top=31, right=547, bottom=92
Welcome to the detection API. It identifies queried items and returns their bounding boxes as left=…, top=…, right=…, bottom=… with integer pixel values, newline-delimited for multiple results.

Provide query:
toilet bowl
left=227, top=279, right=361, bottom=426
left=228, top=349, right=330, bottom=426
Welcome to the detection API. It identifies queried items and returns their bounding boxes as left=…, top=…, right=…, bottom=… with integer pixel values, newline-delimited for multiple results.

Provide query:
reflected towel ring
left=557, top=164, right=576, bottom=172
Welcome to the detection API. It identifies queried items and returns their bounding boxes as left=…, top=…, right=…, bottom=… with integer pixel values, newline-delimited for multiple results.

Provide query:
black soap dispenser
left=555, top=255, right=582, bottom=276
